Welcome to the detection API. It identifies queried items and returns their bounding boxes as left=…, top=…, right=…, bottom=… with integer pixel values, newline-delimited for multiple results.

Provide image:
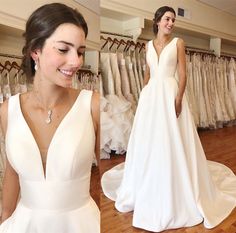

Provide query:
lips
left=58, top=69, right=75, bottom=77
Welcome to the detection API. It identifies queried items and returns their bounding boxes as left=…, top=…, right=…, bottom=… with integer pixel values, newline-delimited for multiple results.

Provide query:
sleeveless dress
left=101, top=38, right=236, bottom=232
left=0, top=90, right=100, bottom=233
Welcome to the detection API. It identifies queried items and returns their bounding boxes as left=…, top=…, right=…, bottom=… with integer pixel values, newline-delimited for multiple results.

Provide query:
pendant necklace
left=156, top=37, right=171, bottom=49
left=45, top=109, right=53, bottom=124
left=33, top=92, right=54, bottom=124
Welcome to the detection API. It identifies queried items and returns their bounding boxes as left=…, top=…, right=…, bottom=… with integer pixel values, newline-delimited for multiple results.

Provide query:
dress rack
left=186, top=46, right=215, bottom=55
left=0, top=52, right=22, bottom=60
left=101, top=31, right=133, bottom=39
left=185, top=47, right=236, bottom=60
left=221, top=52, right=236, bottom=59
left=77, top=67, right=95, bottom=79
left=100, top=36, right=145, bottom=52
left=0, top=60, right=23, bottom=74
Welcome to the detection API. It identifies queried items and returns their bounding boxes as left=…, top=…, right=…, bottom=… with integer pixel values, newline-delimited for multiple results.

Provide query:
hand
left=175, top=97, right=182, bottom=118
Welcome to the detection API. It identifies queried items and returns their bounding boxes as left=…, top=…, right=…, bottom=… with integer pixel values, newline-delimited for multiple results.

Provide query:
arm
left=175, top=38, right=187, bottom=117
left=143, top=63, right=150, bottom=86
left=143, top=43, right=150, bottom=86
left=0, top=101, right=20, bottom=223
left=91, top=91, right=100, bottom=167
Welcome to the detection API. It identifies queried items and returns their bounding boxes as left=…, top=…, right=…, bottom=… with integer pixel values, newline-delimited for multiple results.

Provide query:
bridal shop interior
left=0, top=0, right=236, bottom=232
left=100, top=0, right=236, bottom=232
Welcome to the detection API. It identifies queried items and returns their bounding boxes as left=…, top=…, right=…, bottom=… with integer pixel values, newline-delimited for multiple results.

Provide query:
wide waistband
left=20, top=177, right=90, bottom=211
left=149, top=76, right=178, bottom=81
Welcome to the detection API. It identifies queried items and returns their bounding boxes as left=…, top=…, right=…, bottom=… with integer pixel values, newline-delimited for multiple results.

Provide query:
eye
left=77, top=51, right=85, bottom=57
left=58, top=48, right=68, bottom=53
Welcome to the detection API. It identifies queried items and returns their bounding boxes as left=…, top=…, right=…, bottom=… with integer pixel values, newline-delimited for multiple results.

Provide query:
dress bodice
left=147, top=38, right=178, bottom=79
left=6, top=90, right=95, bottom=211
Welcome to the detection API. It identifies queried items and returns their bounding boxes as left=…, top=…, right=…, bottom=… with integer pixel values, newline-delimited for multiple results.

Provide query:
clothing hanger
left=109, top=38, right=119, bottom=50
left=125, top=41, right=136, bottom=52
left=101, top=37, right=113, bottom=50
left=135, top=42, right=141, bottom=50
left=117, top=39, right=126, bottom=50
left=4, top=60, right=12, bottom=72
left=139, top=43, right=146, bottom=53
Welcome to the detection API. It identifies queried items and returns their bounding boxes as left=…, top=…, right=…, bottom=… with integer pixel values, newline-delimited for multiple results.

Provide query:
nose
left=69, top=51, right=83, bottom=69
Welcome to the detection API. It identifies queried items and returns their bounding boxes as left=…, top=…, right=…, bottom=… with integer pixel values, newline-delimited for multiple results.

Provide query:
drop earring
left=34, top=61, right=38, bottom=71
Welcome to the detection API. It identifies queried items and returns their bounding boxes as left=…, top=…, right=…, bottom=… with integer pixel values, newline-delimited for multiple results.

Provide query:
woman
left=0, top=3, right=100, bottom=233
left=102, top=6, right=236, bottom=232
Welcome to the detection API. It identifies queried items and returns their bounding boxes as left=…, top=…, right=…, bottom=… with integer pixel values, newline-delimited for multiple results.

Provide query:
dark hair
left=21, top=3, right=88, bottom=81
left=153, top=6, right=176, bottom=35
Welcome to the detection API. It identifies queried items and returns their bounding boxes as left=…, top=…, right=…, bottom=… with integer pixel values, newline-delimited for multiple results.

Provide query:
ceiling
left=198, top=0, right=236, bottom=16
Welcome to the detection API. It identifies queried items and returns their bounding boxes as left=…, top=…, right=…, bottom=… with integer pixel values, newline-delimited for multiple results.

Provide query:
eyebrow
left=165, top=16, right=175, bottom=21
left=56, top=40, right=86, bottom=49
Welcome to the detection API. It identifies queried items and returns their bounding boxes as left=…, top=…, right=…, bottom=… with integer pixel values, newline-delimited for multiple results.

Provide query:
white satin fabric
left=0, top=90, right=100, bottom=233
left=102, top=38, right=236, bottom=232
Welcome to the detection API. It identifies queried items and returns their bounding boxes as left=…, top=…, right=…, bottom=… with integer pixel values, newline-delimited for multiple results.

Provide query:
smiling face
left=33, top=23, right=86, bottom=88
left=157, top=11, right=176, bottom=35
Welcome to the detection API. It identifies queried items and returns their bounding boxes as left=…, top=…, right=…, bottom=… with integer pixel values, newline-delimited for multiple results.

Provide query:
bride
left=102, top=5, right=236, bottom=232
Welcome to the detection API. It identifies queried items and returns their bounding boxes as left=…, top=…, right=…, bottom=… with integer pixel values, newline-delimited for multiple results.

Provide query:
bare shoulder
left=177, top=38, right=185, bottom=48
left=0, top=99, right=9, bottom=136
left=91, top=91, right=99, bottom=112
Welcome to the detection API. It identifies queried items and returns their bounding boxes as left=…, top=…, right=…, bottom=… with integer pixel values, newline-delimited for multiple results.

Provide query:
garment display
left=75, top=70, right=100, bottom=92
left=229, top=58, right=236, bottom=114
left=186, top=54, right=236, bottom=128
left=117, top=53, right=136, bottom=112
left=100, top=52, right=134, bottom=156
left=102, top=38, right=236, bottom=232
left=0, top=90, right=100, bottom=233
left=100, top=37, right=147, bottom=157
left=125, top=55, right=139, bottom=103
left=100, top=75, right=115, bottom=159
left=0, top=126, right=6, bottom=212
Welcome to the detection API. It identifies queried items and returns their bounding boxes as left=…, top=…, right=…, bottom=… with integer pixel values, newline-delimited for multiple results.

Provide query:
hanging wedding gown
left=102, top=38, right=236, bottom=232
left=0, top=90, right=100, bottom=233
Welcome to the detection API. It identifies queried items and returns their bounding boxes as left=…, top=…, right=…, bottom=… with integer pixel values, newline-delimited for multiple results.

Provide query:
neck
left=156, top=33, right=171, bottom=44
left=33, top=75, right=68, bottom=109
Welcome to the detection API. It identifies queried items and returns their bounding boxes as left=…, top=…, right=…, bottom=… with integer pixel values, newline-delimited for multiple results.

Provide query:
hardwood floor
left=100, top=126, right=236, bottom=233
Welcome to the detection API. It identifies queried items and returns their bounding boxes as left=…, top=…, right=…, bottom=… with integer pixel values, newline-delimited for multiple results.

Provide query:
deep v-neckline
left=17, top=92, right=81, bottom=180
left=152, top=37, right=175, bottom=63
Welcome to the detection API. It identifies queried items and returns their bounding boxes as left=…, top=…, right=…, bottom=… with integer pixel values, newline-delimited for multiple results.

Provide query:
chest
left=6, top=95, right=95, bottom=180
left=22, top=105, right=72, bottom=153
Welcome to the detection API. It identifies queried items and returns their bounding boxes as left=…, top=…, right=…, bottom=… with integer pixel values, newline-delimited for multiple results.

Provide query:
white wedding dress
left=0, top=90, right=100, bottom=233
left=102, top=38, right=236, bottom=232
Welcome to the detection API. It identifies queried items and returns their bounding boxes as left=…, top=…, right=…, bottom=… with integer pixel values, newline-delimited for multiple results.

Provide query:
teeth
left=59, top=69, right=73, bottom=76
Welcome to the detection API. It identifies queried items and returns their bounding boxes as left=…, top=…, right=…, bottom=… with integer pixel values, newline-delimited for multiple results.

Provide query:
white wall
left=101, top=0, right=236, bottom=55
left=0, top=0, right=100, bottom=50
left=101, top=0, right=236, bottom=41
left=0, top=0, right=100, bottom=72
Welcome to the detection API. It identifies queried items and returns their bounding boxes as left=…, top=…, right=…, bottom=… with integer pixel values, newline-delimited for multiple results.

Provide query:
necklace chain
left=155, top=38, right=171, bottom=49
left=33, top=92, right=54, bottom=124
left=156, top=41, right=166, bottom=49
